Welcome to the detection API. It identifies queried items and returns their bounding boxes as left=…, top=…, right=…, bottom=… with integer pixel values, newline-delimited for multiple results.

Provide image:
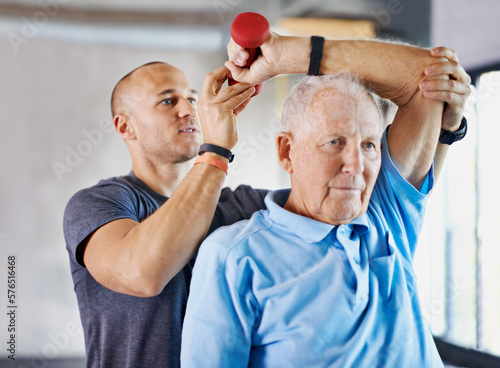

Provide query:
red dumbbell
left=228, top=12, right=270, bottom=96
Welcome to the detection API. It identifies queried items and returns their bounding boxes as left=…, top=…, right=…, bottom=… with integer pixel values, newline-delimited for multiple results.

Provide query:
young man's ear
left=114, top=114, right=135, bottom=140
left=276, top=132, right=294, bottom=174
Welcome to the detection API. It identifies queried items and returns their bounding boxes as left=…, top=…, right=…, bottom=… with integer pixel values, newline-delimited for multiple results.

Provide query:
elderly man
left=64, top=30, right=469, bottom=367
left=181, top=43, right=470, bottom=366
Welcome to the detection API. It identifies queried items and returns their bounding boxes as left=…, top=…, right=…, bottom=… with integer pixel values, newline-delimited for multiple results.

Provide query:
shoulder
left=219, top=184, right=269, bottom=207
left=197, top=209, right=271, bottom=269
left=65, top=174, right=156, bottom=214
left=209, top=185, right=269, bottom=234
left=63, top=174, right=156, bottom=255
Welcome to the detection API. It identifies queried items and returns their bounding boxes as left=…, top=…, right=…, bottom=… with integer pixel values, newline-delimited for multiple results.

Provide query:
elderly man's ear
left=276, top=132, right=293, bottom=174
left=114, top=114, right=136, bottom=140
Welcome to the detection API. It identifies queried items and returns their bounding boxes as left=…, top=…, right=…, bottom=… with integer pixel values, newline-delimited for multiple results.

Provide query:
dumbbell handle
left=228, top=12, right=270, bottom=96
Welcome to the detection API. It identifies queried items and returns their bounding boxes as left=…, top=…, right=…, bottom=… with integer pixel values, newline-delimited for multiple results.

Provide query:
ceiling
left=1, top=0, right=498, bottom=72
left=0, top=0, right=420, bottom=26
left=0, top=0, right=430, bottom=42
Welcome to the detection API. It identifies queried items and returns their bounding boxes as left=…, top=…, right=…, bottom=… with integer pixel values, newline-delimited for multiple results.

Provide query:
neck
left=284, top=190, right=308, bottom=217
left=284, top=188, right=348, bottom=226
left=132, top=158, right=193, bottom=197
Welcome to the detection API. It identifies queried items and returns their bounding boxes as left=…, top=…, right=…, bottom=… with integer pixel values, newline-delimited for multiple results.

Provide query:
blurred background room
left=1, top=0, right=499, bottom=367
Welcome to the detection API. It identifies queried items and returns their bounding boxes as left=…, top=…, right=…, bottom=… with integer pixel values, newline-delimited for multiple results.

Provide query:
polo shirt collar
left=265, top=189, right=370, bottom=243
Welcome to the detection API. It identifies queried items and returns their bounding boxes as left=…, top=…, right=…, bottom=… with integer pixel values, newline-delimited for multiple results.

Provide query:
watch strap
left=307, top=36, right=324, bottom=76
left=439, top=116, right=467, bottom=145
left=198, top=143, right=234, bottom=163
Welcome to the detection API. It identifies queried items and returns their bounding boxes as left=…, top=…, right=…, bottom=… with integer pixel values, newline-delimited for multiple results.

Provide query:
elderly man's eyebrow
left=157, top=88, right=198, bottom=96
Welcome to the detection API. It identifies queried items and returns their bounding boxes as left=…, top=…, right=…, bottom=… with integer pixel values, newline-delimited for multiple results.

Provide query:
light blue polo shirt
left=181, top=130, right=443, bottom=368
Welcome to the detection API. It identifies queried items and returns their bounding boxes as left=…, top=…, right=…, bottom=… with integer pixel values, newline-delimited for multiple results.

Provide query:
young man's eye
left=161, top=98, right=173, bottom=105
left=188, top=98, right=197, bottom=105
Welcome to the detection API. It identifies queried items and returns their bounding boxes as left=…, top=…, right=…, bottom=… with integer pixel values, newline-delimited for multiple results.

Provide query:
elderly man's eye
left=329, top=139, right=341, bottom=146
left=363, top=142, right=376, bottom=150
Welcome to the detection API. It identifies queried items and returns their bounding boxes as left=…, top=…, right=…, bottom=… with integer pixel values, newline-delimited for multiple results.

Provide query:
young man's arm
left=81, top=68, right=256, bottom=297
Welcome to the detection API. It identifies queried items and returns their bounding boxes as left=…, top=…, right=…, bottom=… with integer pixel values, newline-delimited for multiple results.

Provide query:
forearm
left=387, top=87, right=444, bottom=189
left=85, top=161, right=227, bottom=297
left=130, top=162, right=225, bottom=290
left=433, top=143, right=450, bottom=181
left=277, top=36, right=435, bottom=104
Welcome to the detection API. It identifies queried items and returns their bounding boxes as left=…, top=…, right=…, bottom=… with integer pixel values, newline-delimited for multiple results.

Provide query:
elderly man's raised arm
left=227, top=34, right=437, bottom=105
left=227, top=34, right=470, bottom=187
left=386, top=46, right=470, bottom=188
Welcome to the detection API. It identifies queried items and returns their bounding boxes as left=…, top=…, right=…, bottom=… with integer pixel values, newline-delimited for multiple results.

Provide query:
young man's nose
left=177, top=98, right=197, bottom=119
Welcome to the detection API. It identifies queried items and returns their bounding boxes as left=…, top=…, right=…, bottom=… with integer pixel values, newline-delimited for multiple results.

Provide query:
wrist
left=307, top=36, right=325, bottom=76
left=279, top=35, right=311, bottom=75
left=442, top=119, right=462, bottom=132
left=439, top=116, right=467, bottom=145
left=199, top=151, right=229, bottom=164
left=194, top=155, right=229, bottom=175
left=198, top=143, right=234, bottom=163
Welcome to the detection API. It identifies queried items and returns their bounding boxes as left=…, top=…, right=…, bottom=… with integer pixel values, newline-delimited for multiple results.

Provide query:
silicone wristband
left=199, top=143, right=234, bottom=163
left=194, top=155, right=228, bottom=175
left=307, top=36, right=324, bottom=76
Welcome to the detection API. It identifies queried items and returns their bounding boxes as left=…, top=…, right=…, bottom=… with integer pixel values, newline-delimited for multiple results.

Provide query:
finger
left=227, top=38, right=248, bottom=67
left=420, top=79, right=472, bottom=96
left=201, top=67, right=232, bottom=97
left=216, top=86, right=255, bottom=114
left=227, top=38, right=244, bottom=56
left=224, top=60, right=247, bottom=82
left=421, top=90, right=468, bottom=107
left=421, top=77, right=470, bottom=98
left=430, top=46, right=459, bottom=62
left=216, top=83, right=255, bottom=105
left=425, top=61, right=471, bottom=84
left=233, top=96, right=254, bottom=117
left=425, top=61, right=470, bottom=82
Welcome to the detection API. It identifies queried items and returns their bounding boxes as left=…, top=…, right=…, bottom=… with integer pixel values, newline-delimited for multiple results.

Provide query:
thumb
left=224, top=60, right=249, bottom=83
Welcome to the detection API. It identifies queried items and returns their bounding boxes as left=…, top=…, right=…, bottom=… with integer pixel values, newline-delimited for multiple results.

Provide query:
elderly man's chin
left=315, top=197, right=365, bottom=226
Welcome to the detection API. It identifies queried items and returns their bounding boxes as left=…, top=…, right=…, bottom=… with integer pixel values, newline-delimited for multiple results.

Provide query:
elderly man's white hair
left=281, top=73, right=383, bottom=138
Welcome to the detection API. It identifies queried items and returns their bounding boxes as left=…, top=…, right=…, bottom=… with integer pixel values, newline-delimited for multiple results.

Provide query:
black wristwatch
left=439, top=116, right=467, bottom=145
left=198, top=143, right=234, bottom=162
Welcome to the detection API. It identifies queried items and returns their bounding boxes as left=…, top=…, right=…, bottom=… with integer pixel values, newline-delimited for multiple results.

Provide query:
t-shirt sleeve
left=63, top=182, right=143, bottom=267
left=371, top=126, right=434, bottom=259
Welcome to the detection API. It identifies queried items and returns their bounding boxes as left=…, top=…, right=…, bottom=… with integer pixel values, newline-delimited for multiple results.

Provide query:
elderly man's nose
left=342, top=148, right=363, bottom=175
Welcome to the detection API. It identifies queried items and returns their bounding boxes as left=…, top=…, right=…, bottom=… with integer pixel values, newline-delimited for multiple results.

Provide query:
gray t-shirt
left=63, top=172, right=268, bottom=368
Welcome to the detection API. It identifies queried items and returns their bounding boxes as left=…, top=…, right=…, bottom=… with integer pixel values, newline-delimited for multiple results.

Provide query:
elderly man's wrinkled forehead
left=309, top=86, right=381, bottom=122
left=280, top=74, right=382, bottom=138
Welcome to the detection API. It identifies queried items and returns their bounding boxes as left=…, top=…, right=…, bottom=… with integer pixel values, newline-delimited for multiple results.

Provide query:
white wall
left=432, top=0, right=500, bottom=69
